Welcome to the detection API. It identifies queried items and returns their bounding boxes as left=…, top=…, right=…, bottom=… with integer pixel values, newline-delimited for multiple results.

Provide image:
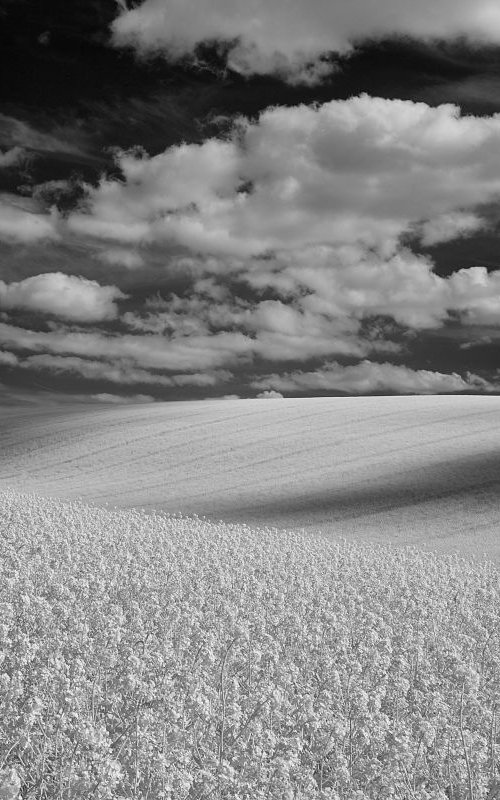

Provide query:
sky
left=2, top=0, right=500, bottom=402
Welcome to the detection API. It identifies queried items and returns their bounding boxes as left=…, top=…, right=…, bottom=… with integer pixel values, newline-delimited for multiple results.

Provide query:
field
left=1, top=396, right=500, bottom=799
left=1, top=395, right=500, bottom=560
left=1, top=490, right=499, bottom=799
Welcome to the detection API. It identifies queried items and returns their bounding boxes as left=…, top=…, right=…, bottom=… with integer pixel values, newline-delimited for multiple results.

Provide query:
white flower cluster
left=0, top=490, right=499, bottom=800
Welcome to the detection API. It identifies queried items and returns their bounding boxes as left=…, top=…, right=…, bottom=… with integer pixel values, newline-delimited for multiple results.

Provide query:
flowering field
left=1, top=490, right=499, bottom=800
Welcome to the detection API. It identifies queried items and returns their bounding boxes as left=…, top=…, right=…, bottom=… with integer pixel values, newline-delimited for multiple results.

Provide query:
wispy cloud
left=0, top=197, right=59, bottom=243
left=0, top=349, right=233, bottom=389
left=0, top=322, right=252, bottom=373
left=422, top=75, right=500, bottom=112
left=89, top=392, right=156, bottom=404
left=0, top=114, right=91, bottom=159
left=97, top=248, right=145, bottom=269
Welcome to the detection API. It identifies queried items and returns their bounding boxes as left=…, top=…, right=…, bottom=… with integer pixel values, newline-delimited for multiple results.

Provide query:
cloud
left=0, top=385, right=153, bottom=406
left=122, top=307, right=209, bottom=337
left=0, top=273, right=126, bottom=323
left=66, top=97, right=500, bottom=264
left=0, top=311, right=371, bottom=375
left=0, top=147, right=26, bottom=169
left=1, top=349, right=233, bottom=388
left=5, top=95, right=500, bottom=395
left=0, top=349, right=18, bottom=366
left=417, top=212, right=486, bottom=247
left=232, top=298, right=375, bottom=360
left=111, top=0, right=500, bottom=82
left=446, top=267, right=500, bottom=325
left=90, top=393, right=156, bottom=404
left=257, top=390, right=284, bottom=399
left=0, top=114, right=90, bottom=159
left=118, top=254, right=500, bottom=369
left=253, top=361, right=493, bottom=395
left=0, top=198, right=59, bottom=243
left=123, top=291, right=396, bottom=361
left=238, top=247, right=500, bottom=331
left=22, top=354, right=177, bottom=386
left=59, top=94, right=500, bottom=371
left=0, top=380, right=63, bottom=407
left=0, top=321, right=251, bottom=373
left=243, top=248, right=447, bottom=330
left=422, top=76, right=500, bottom=112
left=460, top=336, right=494, bottom=350
left=97, top=248, right=145, bottom=269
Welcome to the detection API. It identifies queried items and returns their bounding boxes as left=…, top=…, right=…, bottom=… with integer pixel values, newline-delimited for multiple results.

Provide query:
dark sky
left=1, top=0, right=500, bottom=402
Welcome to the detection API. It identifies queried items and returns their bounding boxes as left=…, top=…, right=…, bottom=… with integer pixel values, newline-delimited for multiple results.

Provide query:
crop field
left=1, top=396, right=500, bottom=798
left=2, top=396, right=500, bottom=561
left=1, top=490, right=500, bottom=799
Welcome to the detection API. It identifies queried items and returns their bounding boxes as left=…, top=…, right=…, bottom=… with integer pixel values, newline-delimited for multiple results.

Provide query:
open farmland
left=1, top=395, right=500, bottom=560
left=1, top=490, right=500, bottom=800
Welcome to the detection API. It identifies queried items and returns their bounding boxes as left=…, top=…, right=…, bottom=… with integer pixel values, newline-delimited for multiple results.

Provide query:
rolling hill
left=1, top=394, right=500, bottom=560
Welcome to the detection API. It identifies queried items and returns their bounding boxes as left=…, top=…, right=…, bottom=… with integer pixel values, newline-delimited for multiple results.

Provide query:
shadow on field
left=218, top=448, right=500, bottom=541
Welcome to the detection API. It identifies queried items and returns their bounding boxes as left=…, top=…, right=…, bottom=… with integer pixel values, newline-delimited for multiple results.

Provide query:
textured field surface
left=1, top=490, right=500, bottom=799
left=1, top=395, right=500, bottom=559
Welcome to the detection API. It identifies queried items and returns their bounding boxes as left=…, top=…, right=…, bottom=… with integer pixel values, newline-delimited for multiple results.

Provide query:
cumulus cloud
left=446, top=267, right=500, bottom=325
left=257, top=390, right=284, bottom=399
left=236, top=247, right=500, bottom=331
left=0, top=273, right=126, bottom=323
left=253, top=361, right=493, bottom=395
left=59, top=94, right=500, bottom=376
left=66, top=97, right=500, bottom=265
left=111, top=0, right=500, bottom=82
left=235, top=299, right=375, bottom=360
left=5, top=95, right=500, bottom=395
left=242, top=248, right=446, bottom=330
left=123, top=291, right=396, bottom=361
left=118, top=254, right=500, bottom=369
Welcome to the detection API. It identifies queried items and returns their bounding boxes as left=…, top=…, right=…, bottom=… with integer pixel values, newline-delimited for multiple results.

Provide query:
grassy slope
left=1, top=395, right=500, bottom=560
